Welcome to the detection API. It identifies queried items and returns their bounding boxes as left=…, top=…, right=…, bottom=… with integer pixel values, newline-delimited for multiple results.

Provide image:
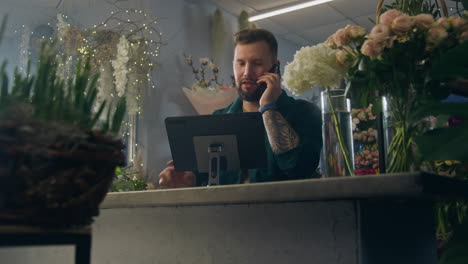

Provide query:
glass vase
left=321, top=89, right=355, bottom=177
left=381, top=96, right=416, bottom=173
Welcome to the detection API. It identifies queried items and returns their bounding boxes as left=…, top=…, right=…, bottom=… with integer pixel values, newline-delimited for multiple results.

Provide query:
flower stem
left=326, top=90, right=355, bottom=176
left=386, top=99, right=413, bottom=173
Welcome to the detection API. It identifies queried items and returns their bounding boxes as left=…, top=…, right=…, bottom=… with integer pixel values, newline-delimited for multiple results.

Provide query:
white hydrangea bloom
left=112, top=35, right=129, bottom=97
left=282, top=43, right=346, bottom=96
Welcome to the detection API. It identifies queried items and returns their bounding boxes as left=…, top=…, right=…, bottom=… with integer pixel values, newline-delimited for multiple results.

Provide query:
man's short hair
left=234, top=29, right=278, bottom=61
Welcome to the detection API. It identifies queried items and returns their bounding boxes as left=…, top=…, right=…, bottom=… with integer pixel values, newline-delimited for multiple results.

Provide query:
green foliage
left=415, top=123, right=468, bottom=162
left=0, top=15, right=6, bottom=45
left=439, top=217, right=468, bottom=264
left=110, top=166, right=147, bottom=192
left=412, top=39, right=468, bottom=163
left=212, top=8, right=226, bottom=66
left=238, top=10, right=256, bottom=31
left=0, top=42, right=126, bottom=135
left=431, top=42, right=468, bottom=80
left=111, top=96, right=126, bottom=134
left=412, top=101, right=468, bottom=162
left=462, top=0, right=468, bottom=11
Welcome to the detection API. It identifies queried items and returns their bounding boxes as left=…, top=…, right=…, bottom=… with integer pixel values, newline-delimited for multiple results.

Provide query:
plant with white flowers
left=282, top=43, right=346, bottom=95
left=112, top=35, right=129, bottom=97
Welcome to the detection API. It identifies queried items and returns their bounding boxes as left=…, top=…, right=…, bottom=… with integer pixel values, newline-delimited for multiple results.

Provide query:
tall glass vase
left=381, top=95, right=418, bottom=173
left=122, top=112, right=139, bottom=166
left=321, top=89, right=355, bottom=177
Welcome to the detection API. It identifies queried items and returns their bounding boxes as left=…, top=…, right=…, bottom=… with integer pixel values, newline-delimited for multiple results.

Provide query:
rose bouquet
left=354, top=147, right=380, bottom=175
left=326, top=8, right=468, bottom=173
left=325, top=2, right=468, bottom=258
left=352, top=105, right=379, bottom=175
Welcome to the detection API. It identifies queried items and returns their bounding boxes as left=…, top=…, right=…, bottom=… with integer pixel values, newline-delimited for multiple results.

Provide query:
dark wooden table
left=0, top=225, right=91, bottom=264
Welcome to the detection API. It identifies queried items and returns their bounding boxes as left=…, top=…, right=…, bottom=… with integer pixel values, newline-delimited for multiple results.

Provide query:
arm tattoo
left=262, top=110, right=300, bottom=154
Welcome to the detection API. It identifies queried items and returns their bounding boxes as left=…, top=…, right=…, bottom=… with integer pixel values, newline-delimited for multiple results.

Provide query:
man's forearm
left=262, top=110, right=300, bottom=154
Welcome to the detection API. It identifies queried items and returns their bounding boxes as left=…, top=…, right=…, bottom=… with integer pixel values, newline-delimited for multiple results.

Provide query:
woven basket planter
left=0, top=117, right=125, bottom=227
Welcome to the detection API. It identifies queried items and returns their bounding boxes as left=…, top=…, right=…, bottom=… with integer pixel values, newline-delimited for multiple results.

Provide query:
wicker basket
left=0, top=117, right=125, bottom=227
left=376, top=0, right=449, bottom=23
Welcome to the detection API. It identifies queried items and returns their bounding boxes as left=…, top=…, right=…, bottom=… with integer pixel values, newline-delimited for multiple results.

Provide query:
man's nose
left=243, top=64, right=254, bottom=77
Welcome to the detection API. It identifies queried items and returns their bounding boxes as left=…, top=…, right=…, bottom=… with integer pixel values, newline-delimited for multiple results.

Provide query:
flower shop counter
left=88, top=172, right=466, bottom=264
left=100, top=172, right=466, bottom=208
left=6, top=173, right=465, bottom=264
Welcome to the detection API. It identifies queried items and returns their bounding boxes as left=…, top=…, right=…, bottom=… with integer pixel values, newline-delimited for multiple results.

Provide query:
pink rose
left=369, top=24, right=391, bottom=42
left=361, top=39, right=384, bottom=57
left=345, top=25, right=366, bottom=39
left=437, top=17, right=451, bottom=29
left=355, top=168, right=376, bottom=176
left=459, top=30, right=468, bottom=42
left=355, top=156, right=362, bottom=164
left=427, top=26, right=448, bottom=46
left=413, top=14, right=435, bottom=30
left=357, top=111, right=367, bottom=121
left=384, top=35, right=397, bottom=48
left=379, top=9, right=404, bottom=25
left=335, top=49, right=349, bottom=66
left=391, top=14, right=414, bottom=33
left=326, top=35, right=337, bottom=48
left=334, top=28, right=351, bottom=46
left=448, top=17, right=467, bottom=29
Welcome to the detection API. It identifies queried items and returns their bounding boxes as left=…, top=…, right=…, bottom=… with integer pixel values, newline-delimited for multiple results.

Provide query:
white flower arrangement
left=182, top=54, right=237, bottom=114
left=112, top=35, right=129, bottom=97
left=18, top=25, right=30, bottom=76
left=282, top=43, right=346, bottom=95
left=96, top=63, right=114, bottom=112
left=184, top=55, right=225, bottom=91
left=49, top=10, right=163, bottom=118
left=30, top=7, right=164, bottom=167
left=56, top=14, right=68, bottom=41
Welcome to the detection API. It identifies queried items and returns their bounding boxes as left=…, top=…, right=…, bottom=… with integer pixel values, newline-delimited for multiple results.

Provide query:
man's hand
left=258, top=71, right=281, bottom=106
left=158, top=160, right=195, bottom=188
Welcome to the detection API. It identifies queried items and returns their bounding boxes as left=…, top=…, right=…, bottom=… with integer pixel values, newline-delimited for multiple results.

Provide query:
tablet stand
left=207, top=144, right=227, bottom=186
left=193, top=135, right=240, bottom=187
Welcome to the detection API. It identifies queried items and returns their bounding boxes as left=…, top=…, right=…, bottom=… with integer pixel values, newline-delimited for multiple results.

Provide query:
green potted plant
left=0, top=17, right=126, bottom=226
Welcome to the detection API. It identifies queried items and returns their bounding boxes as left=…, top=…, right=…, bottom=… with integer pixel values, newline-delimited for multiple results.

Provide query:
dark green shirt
left=196, top=90, right=322, bottom=186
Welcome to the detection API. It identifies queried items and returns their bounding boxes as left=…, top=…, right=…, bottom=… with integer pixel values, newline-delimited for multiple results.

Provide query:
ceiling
left=0, top=0, right=461, bottom=46
left=209, top=0, right=460, bottom=47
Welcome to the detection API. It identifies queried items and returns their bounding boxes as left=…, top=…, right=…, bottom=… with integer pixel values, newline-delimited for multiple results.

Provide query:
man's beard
left=236, top=83, right=262, bottom=102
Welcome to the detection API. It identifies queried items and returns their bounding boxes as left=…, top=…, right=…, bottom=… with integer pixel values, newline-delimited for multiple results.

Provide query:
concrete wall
left=0, top=201, right=357, bottom=264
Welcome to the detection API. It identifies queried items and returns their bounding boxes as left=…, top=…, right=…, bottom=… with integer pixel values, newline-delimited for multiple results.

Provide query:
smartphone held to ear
left=258, top=64, right=280, bottom=94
